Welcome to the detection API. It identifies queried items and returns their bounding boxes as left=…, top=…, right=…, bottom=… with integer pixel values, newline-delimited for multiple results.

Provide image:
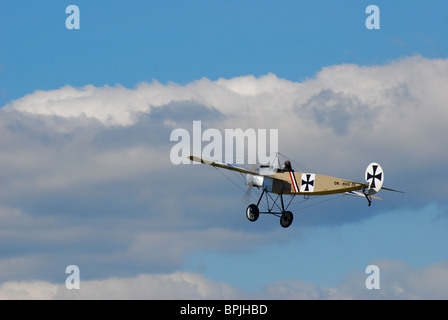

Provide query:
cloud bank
left=2, top=260, right=447, bottom=299
left=1, top=55, right=447, bottom=298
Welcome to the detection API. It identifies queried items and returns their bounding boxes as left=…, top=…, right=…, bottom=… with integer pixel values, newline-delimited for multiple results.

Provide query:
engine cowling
left=245, top=174, right=264, bottom=187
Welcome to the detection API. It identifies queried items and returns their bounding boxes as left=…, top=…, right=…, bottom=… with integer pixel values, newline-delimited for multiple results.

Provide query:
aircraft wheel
left=280, top=211, right=293, bottom=228
left=246, top=204, right=259, bottom=222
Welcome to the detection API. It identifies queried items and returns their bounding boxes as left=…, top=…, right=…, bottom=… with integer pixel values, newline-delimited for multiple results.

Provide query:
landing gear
left=245, top=190, right=295, bottom=228
left=246, top=204, right=259, bottom=222
left=362, top=189, right=372, bottom=206
left=280, top=211, right=293, bottom=228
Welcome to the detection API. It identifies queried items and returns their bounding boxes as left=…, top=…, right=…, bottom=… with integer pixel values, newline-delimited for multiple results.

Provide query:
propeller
left=242, top=184, right=253, bottom=203
left=241, top=162, right=260, bottom=203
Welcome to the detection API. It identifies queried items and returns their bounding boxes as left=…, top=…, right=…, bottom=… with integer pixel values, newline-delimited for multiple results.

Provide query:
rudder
left=365, top=163, right=383, bottom=194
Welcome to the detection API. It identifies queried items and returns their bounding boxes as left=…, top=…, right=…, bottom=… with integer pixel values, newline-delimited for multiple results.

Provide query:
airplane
left=189, top=154, right=403, bottom=228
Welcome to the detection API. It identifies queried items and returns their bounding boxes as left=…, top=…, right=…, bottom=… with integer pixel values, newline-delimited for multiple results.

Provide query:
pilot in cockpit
left=278, top=160, right=294, bottom=172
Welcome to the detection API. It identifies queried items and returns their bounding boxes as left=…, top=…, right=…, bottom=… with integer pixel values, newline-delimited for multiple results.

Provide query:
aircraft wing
left=188, top=156, right=259, bottom=175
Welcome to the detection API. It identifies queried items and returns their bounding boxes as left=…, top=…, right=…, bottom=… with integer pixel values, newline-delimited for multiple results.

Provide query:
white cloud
left=2, top=260, right=447, bottom=299
left=259, top=258, right=448, bottom=300
left=2, top=56, right=447, bottom=199
left=0, top=272, right=244, bottom=300
left=0, top=280, right=58, bottom=300
left=0, top=55, right=447, bottom=293
left=5, top=56, right=447, bottom=167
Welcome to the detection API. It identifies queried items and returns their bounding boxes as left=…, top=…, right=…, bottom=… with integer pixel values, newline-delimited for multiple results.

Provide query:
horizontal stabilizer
left=345, top=191, right=383, bottom=200
left=382, top=187, right=404, bottom=193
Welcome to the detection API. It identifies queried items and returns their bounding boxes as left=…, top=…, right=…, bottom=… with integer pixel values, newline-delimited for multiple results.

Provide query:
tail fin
left=365, top=162, right=383, bottom=195
left=347, top=162, right=402, bottom=206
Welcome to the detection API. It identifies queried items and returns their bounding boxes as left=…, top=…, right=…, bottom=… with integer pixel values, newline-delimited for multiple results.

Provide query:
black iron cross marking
left=301, top=174, right=315, bottom=192
left=367, top=165, right=382, bottom=188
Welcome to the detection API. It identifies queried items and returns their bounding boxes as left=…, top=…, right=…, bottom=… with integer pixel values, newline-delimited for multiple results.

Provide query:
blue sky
left=1, top=1, right=448, bottom=299
left=2, top=1, right=447, bottom=105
